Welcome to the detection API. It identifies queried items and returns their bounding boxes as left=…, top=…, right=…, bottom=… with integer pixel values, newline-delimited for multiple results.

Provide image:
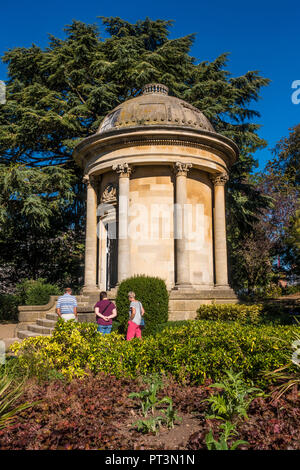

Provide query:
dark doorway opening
left=106, top=222, right=118, bottom=290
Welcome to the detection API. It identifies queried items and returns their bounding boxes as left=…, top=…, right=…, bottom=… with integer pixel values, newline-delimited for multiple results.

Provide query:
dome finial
left=142, top=83, right=169, bottom=95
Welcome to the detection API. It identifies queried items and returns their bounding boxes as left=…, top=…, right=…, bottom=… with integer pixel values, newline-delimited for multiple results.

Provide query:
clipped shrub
left=115, top=275, right=169, bottom=336
left=0, top=295, right=19, bottom=322
left=196, top=303, right=264, bottom=324
left=260, top=302, right=297, bottom=325
left=15, top=278, right=61, bottom=306
left=282, top=284, right=300, bottom=296
left=10, top=318, right=300, bottom=388
left=197, top=303, right=297, bottom=325
left=263, top=284, right=283, bottom=299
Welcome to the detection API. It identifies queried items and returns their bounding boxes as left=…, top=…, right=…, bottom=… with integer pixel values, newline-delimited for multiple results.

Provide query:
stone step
left=16, top=324, right=28, bottom=331
left=36, top=318, right=57, bottom=328
left=76, top=296, right=91, bottom=302
left=27, top=324, right=54, bottom=335
left=169, top=299, right=213, bottom=311
left=46, top=313, right=58, bottom=321
left=78, top=313, right=96, bottom=323
left=78, top=306, right=95, bottom=313
left=46, top=312, right=96, bottom=321
left=17, top=330, right=51, bottom=340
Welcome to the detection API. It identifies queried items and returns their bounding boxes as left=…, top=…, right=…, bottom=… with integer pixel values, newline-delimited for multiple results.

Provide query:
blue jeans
left=97, top=324, right=112, bottom=335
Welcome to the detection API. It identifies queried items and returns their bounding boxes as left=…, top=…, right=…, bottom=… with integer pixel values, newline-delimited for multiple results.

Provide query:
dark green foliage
left=204, top=421, right=248, bottom=450
left=282, top=284, right=300, bottom=295
left=268, top=124, right=300, bottom=189
left=0, top=294, right=19, bottom=322
left=229, top=125, right=299, bottom=293
left=204, top=369, right=261, bottom=421
left=15, top=278, right=60, bottom=305
left=115, top=275, right=169, bottom=335
left=260, top=302, right=299, bottom=325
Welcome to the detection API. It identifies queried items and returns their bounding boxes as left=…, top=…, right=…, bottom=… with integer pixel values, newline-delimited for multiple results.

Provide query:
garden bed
left=2, top=315, right=299, bottom=450
left=0, top=373, right=299, bottom=450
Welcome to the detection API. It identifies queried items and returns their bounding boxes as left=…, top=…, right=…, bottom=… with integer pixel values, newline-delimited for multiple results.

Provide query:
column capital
left=82, top=174, right=96, bottom=187
left=210, top=172, right=229, bottom=186
left=112, top=162, right=133, bottom=178
left=174, top=161, right=192, bottom=177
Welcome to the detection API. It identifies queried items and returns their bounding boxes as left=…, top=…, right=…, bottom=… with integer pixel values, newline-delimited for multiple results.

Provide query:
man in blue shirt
left=56, top=287, right=78, bottom=321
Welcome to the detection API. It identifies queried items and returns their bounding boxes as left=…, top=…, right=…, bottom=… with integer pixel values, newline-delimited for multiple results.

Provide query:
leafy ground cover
left=0, top=372, right=299, bottom=450
left=9, top=318, right=299, bottom=387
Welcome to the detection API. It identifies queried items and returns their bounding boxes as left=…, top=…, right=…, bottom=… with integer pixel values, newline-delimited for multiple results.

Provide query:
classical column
left=174, top=161, right=192, bottom=288
left=83, top=174, right=98, bottom=292
left=211, top=172, right=229, bottom=288
left=112, top=163, right=132, bottom=283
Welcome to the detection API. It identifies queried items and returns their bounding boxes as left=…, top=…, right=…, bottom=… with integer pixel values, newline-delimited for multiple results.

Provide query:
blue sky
left=1, top=0, right=299, bottom=170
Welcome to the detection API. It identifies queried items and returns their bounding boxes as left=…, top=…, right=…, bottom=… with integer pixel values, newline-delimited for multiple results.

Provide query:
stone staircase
left=17, top=313, right=58, bottom=339
left=15, top=293, right=112, bottom=341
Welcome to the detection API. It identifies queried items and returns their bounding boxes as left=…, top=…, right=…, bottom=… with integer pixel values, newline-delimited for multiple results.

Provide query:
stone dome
left=97, top=83, right=215, bottom=134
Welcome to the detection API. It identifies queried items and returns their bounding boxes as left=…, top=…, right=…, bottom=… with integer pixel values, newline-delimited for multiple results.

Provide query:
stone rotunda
left=73, top=83, right=239, bottom=319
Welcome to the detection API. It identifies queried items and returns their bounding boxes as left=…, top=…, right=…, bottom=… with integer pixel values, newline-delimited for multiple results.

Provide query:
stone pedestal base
left=81, top=286, right=99, bottom=294
left=81, top=287, right=101, bottom=306
left=214, top=284, right=232, bottom=290
left=168, top=287, right=238, bottom=321
left=174, top=284, right=215, bottom=291
left=173, top=283, right=195, bottom=291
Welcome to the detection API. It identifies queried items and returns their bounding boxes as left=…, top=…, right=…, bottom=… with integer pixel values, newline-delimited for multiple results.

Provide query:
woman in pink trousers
left=126, top=291, right=145, bottom=340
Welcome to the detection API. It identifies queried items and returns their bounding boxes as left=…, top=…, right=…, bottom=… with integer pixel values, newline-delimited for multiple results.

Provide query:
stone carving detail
left=210, top=172, right=229, bottom=186
left=101, top=183, right=117, bottom=205
left=82, top=174, right=95, bottom=187
left=112, top=162, right=133, bottom=178
left=142, top=83, right=169, bottom=95
left=174, top=161, right=192, bottom=177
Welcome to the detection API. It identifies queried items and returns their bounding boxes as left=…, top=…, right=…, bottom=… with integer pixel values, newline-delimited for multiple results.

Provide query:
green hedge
left=282, top=285, right=300, bottom=295
left=10, top=318, right=299, bottom=388
left=197, top=303, right=263, bottom=324
left=0, top=294, right=19, bottom=322
left=196, top=303, right=297, bottom=325
left=16, top=278, right=61, bottom=305
left=115, top=275, right=169, bottom=336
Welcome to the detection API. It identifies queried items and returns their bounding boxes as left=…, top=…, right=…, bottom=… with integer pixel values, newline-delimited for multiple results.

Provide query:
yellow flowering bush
left=10, top=318, right=300, bottom=387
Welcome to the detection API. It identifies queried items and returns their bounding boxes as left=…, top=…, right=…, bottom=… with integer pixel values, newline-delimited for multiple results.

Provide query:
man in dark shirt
left=94, top=291, right=117, bottom=335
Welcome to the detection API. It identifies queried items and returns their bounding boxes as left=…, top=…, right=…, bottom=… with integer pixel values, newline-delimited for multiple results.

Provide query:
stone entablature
left=73, top=127, right=237, bottom=176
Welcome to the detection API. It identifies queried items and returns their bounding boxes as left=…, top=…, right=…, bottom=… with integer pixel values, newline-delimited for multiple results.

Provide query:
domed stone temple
left=73, top=83, right=239, bottom=319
